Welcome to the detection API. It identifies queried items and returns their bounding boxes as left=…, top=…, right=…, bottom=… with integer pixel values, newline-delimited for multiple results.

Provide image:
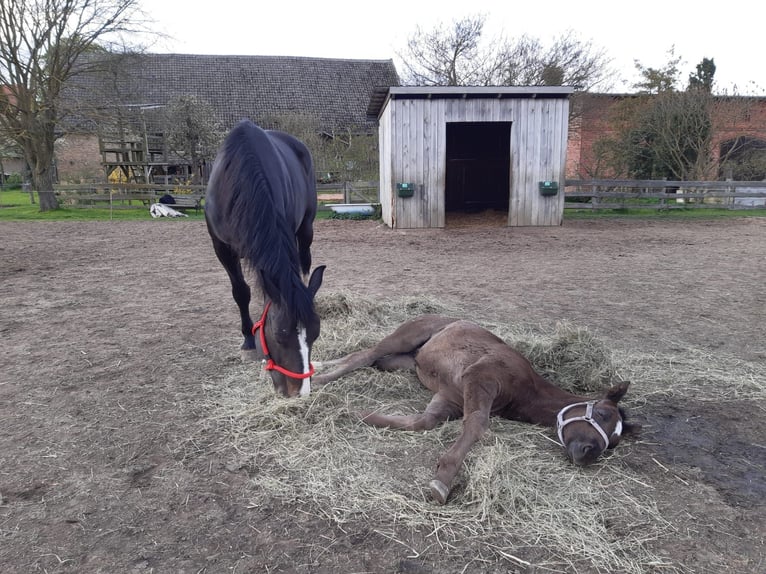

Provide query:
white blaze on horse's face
left=297, top=326, right=311, bottom=396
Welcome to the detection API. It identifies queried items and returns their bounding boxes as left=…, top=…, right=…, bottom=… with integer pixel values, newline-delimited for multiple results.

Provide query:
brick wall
left=55, top=134, right=103, bottom=183
left=566, top=93, right=766, bottom=179
left=711, top=97, right=766, bottom=163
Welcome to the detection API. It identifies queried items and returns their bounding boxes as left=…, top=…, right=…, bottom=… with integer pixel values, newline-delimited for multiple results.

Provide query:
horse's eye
left=594, top=407, right=613, bottom=421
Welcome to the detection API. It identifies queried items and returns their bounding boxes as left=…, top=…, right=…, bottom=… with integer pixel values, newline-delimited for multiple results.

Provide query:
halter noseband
left=556, top=401, right=623, bottom=451
left=251, top=302, right=315, bottom=380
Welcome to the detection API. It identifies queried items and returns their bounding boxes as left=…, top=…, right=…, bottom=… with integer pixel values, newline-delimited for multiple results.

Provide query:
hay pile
left=203, top=294, right=674, bottom=572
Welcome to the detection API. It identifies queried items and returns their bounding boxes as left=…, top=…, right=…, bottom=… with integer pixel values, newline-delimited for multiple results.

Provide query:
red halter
left=251, top=302, right=315, bottom=380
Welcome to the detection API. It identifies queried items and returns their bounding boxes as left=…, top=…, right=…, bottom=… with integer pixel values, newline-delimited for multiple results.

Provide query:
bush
left=2, top=173, right=24, bottom=188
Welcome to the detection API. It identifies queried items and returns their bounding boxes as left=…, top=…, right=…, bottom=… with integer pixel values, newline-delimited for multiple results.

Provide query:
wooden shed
left=371, top=86, right=574, bottom=228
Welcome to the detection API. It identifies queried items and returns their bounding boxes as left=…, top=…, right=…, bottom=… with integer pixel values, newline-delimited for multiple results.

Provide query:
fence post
left=591, top=184, right=598, bottom=210
left=725, top=178, right=733, bottom=207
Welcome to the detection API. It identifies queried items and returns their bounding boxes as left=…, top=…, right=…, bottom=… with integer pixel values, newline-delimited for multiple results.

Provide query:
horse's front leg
left=208, top=234, right=256, bottom=351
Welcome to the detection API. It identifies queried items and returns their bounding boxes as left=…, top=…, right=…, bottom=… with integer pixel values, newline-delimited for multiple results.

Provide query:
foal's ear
left=308, top=265, right=325, bottom=298
left=604, top=381, right=630, bottom=404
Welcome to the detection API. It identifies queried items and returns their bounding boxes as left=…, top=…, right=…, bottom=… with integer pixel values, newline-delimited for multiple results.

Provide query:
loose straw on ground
left=197, top=292, right=765, bottom=573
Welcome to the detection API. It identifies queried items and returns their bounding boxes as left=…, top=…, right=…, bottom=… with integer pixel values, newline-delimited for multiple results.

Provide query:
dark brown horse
left=313, top=315, right=639, bottom=504
left=206, top=120, right=325, bottom=398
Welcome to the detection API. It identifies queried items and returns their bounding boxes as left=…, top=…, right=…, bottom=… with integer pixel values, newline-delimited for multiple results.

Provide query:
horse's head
left=556, top=382, right=640, bottom=465
left=254, top=266, right=325, bottom=397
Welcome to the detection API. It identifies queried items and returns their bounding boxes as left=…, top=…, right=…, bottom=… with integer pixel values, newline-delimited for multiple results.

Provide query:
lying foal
left=313, top=315, right=638, bottom=504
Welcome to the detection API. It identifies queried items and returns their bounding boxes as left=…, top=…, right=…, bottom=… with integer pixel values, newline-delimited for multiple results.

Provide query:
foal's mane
left=219, top=120, right=315, bottom=326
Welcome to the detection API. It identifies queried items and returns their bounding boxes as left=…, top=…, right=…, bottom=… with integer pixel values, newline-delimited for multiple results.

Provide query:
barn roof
left=368, top=86, right=575, bottom=119
left=62, top=53, right=400, bottom=133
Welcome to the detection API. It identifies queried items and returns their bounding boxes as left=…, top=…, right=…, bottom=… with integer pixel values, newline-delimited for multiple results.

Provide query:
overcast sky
left=141, top=0, right=763, bottom=94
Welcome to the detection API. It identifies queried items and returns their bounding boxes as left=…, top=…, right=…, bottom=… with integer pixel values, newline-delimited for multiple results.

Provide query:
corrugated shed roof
left=63, top=53, right=400, bottom=132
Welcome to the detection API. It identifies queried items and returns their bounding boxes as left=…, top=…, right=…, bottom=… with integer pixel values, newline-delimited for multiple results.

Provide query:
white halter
left=556, top=401, right=623, bottom=450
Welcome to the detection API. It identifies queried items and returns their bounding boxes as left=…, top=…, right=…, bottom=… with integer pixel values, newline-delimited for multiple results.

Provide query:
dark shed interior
left=445, top=121, right=511, bottom=212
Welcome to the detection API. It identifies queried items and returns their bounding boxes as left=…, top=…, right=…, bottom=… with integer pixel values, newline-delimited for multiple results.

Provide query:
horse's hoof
left=429, top=480, right=450, bottom=505
left=240, top=348, right=261, bottom=363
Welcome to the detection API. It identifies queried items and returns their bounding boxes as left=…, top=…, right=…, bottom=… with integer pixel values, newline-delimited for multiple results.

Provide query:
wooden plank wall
left=378, top=103, right=393, bottom=226
left=382, top=95, right=570, bottom=228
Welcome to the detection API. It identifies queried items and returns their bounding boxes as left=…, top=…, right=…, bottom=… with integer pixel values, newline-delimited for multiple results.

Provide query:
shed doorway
left=445, top=122, right=511, bottom=223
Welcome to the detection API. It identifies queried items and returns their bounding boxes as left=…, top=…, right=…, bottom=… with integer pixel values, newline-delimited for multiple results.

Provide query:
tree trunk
left=31, top=152, right=59, bottom=212
left=38, top=190, right=59, bottom=211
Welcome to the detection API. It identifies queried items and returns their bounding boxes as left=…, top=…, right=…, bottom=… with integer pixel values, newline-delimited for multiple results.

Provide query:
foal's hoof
left=240, top=348, right=262, bottom=363
left=429, top=480, right=450, bottom=505
left=356, top=411, right=378, bottom=425
left=311, top=374, right=328, bottom=387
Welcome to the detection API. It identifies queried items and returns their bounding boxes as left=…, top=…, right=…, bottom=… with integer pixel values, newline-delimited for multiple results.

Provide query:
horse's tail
left=214, top=120, right=315, bottom=324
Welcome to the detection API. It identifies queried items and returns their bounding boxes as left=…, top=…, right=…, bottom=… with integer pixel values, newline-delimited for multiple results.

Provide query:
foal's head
left=556, top=382, right=639, bottom=465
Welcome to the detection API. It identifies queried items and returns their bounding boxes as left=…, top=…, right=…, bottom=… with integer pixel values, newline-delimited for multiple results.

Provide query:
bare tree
left=0, top=0, right=148, bottom=211
left=397, top=15, right=502, bottom=86
left=398, top=16, right=612, bottom=91
left=592, top=91, right=714, bottom=180
left=497, top=31, right=613, bottom=91
left=163, top=96, right=223, bottom=185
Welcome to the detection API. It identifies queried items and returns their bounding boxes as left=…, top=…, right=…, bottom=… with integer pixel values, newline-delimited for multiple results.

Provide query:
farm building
left=55, top=53, right=399, bottom=184
left=370, top=86, right=573, bottom=228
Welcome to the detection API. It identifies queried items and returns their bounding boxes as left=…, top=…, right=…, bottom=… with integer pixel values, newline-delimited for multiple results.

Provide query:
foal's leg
left=430, top=370, right=497, bottom=504
left=312, top=315, right=458, bottom=387
left=208, top=233, right=256, bottom=351
left=360, top=393, right=461, bottom=431
left=373, top=354, right=416, bottom=372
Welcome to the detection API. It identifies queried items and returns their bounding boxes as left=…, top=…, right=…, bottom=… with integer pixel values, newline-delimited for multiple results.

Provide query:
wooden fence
left=54, top=183, right=206, bottom=210
left=564, top=179, right=766, bottom=211
left=53, top=181, right=379, bottom=210
left=49, top=179, right=766, bottom=213
left=316, top=180, right=378, bottom=206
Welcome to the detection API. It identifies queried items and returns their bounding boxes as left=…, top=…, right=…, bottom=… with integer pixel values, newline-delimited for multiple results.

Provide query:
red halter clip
left=251, top=302, right=315, bottom=380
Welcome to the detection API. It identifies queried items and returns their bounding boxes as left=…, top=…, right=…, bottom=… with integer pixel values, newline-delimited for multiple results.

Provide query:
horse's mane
left=216, top=120, right=315, bottom=326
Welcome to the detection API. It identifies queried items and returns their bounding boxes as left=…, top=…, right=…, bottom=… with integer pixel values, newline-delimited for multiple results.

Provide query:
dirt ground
left=1, top=214, right=764, bottom=573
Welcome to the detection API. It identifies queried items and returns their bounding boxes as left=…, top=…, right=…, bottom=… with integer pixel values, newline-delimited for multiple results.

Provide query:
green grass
left=564, top=206, right=766, bottom=219
left=0, top=189, right=181, bottom=221
left=0, top=189, right=336, bottom=221
left=2, top=188, right=764, bottom=222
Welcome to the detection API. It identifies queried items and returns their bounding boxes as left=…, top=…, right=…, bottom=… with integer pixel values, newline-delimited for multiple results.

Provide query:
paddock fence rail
left=316, top=180, right=379, bottom=208
left=51, top=180, right=380, bottom=211
left=40, top=179, right=766, bottom=213
left=53, top=183, right=206, bottom=209
left=564, top=179, right=766, bottom=211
